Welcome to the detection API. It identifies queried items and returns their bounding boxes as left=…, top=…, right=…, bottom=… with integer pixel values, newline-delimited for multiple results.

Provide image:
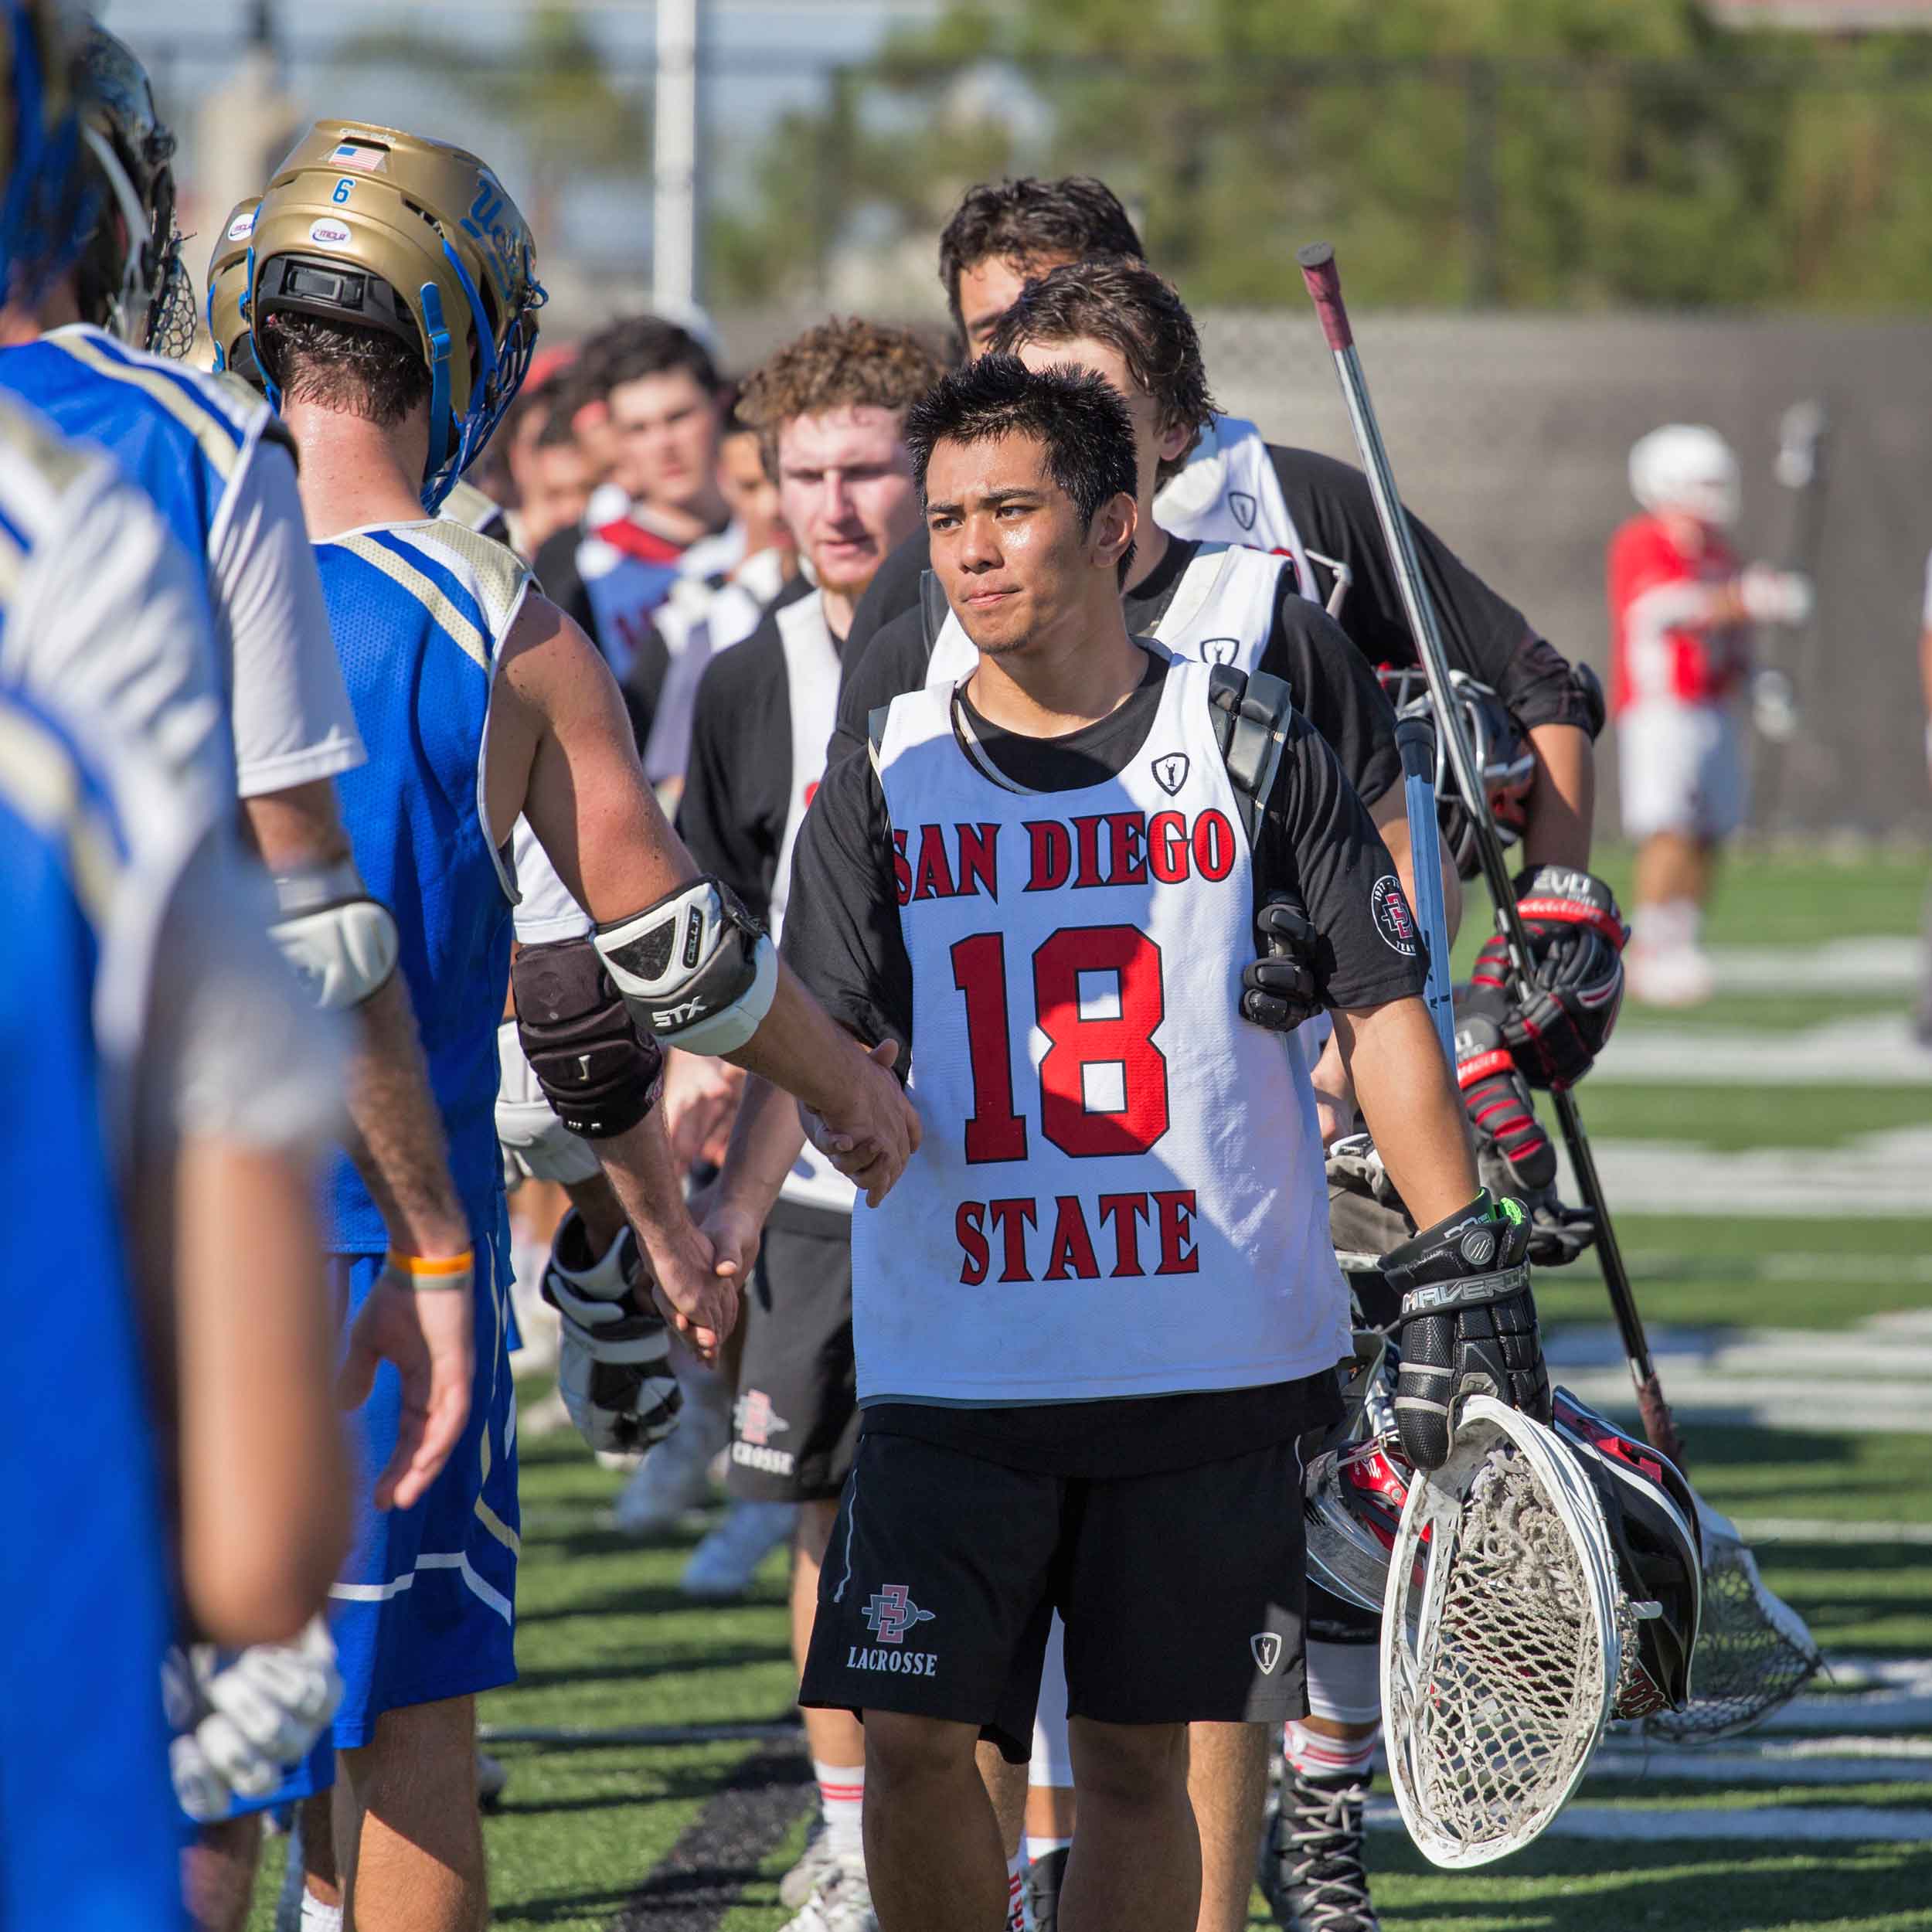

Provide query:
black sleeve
left=1272, top=445, right=1540, bottom=693
left=777, top=744, right=913, bottom=1066
left=1259, top=590, right=1402, bottom=809
left=842, top=524, right=932, bottom=668
left=1496, top=634, right=1598, bottom=735
left=828, top=604, right=940, bottom=774
left=674, top=629, right=790, bottom=923
left=1257, top=709, right=1428, bottom=1012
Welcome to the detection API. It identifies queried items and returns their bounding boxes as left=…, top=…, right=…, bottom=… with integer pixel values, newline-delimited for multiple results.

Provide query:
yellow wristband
left=386, top=1249, right=474, bottom=1288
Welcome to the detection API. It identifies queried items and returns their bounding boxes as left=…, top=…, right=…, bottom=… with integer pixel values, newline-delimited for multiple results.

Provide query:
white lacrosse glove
left=541, top=1209, right=682, bottom=1457
left=164, top=1616, right=342, bottom=1821
left=1737, top=564, right=1813, bottom=628
left=1750, top=668, right=1800, bottom=743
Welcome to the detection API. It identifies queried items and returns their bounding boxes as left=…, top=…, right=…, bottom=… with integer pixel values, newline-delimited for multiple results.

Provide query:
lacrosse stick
left=1380, top=1396, right=1618, bottom=1867
left=1298, top=241, right=1821, bottom=1738
left=1296, top=240, right=1679, bottom=1465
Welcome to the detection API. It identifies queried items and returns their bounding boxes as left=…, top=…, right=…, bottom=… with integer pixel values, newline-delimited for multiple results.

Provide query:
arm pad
left=594, top=877, right=778, bottom=1056
left=510, top=938, right=664, bottom=1141
left=269, top=861, right=399, bottom=1010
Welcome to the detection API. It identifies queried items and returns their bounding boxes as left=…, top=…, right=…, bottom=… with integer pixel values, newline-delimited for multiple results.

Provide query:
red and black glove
left=1471, top=865, right=1628, bottom=1090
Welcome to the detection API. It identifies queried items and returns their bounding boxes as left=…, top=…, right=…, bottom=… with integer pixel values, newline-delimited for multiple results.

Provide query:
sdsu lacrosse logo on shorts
left=730, top=1388, right=794, bottom=1476
left=849, top=1585, right=938, bottom=1675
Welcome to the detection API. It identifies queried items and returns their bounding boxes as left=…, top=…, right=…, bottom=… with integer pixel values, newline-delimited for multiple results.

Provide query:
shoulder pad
left=1209, top=667, right=1296, bottom=845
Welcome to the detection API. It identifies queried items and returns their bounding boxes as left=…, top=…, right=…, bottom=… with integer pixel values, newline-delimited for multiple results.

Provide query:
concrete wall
left=715, top=307, right=1932, bottom=838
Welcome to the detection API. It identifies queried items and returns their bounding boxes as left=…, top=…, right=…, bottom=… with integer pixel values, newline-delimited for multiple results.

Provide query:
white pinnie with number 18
left=861, top=655, right=1349, bottom=1405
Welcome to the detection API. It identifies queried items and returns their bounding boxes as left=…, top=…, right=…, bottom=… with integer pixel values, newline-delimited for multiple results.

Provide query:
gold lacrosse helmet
left=2, top=0, right=91, bottom=302
left=204, top=193, right=260, bottom=382
left=247, top=120, right=546, bottom=510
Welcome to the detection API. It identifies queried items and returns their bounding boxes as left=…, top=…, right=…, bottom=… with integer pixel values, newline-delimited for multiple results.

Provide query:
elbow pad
left=509, top=938, right=664, bottom=1142
left=270, top=862, right=399, bottom=1010
left=594, top=878, right=777, bottom=1056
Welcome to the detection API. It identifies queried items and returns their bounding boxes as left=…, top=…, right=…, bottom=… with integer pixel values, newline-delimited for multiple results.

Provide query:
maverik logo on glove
left=1382, top=1192, right=1549, bottom=1471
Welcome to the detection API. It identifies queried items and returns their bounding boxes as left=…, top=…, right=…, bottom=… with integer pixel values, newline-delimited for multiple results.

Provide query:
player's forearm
left=1335, top=996, right=1478, bottom=1228
left=725, top=960, right=876, bottom=1119
left=174, top=1137, right=351, bottom=1645
left=342, top=975, right=471, bottom=1258
left=1372, top=789, right=1463, bottom=944
left=1523, top=723, right=1594, bottom=870
left=715, top=1073, right=809, bottom=1226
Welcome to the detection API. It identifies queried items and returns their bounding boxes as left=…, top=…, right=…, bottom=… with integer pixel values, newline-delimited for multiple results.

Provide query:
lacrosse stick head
left=1643, top=1499, right=1821, bottom=1743
left=1550, top=1387, right=1702, bottom=1719
left=1381, top=1396, right=1618, bottom=1869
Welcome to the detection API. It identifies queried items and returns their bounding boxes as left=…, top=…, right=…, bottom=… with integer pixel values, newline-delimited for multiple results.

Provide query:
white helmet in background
left=1629, top=423, right=1740, bottom=528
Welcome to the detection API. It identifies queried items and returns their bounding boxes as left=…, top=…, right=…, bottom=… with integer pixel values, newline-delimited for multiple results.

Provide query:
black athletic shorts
left=800, top=1423, right=1312, bottom=1762
left=724, top=1203, right=858, bottom=1503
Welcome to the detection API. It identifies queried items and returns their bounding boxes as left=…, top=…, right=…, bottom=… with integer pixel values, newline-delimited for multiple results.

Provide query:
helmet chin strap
left=77, top=124, right=152, bottom=345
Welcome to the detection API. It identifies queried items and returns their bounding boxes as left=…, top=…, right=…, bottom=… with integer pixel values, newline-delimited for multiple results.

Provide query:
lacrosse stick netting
left=1381, top=1398, right=1618, bottom=1868
left=1645, top=1501, right=1821, bottom=1742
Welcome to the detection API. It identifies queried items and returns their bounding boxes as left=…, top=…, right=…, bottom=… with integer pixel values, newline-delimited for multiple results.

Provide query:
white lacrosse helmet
left=1380, top=1395, right=1621, bottom=1869
left=1628, top=423, right=1740, bottom=528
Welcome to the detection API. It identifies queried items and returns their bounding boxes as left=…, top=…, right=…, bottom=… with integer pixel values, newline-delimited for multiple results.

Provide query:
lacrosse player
left=706, top=358, right=1549, bottom=1932
left=1611, top=425, right=1811, bottom=1007
left=234, top=122, right=917, bottom=1930
left=667, top=315, right=947, bottom=1929
left=0, top=12, right=353, bottom=1918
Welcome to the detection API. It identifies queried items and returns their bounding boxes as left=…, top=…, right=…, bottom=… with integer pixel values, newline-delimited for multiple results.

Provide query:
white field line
left=1365, top=1799, right=1932, bottom=1843
left=1587, top=1747, right=1932, bottom=1787
left=1594, top=1014, right=1932, bottom=1086
left=1735, top=1519, right=1932, bottom=1546
left=1702, top=938, right=1922, bottom=997
left=1556, top=1130, right=1932, bottom=1217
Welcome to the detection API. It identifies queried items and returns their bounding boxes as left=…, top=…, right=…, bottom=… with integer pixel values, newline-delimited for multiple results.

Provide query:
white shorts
left=1617, top=700, right=1745, bottom=843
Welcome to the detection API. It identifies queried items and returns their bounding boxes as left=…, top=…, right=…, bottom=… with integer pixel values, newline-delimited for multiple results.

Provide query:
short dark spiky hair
left=905, top=355, right=1138, bottom=584
left=589, top=313, right=720, bottom=401
left=987, top=257, right=1216, bottom=489
left=257, top=311, right=431, bottom=427
left=735, top=316, right=945, bottom=474
left=937, top=177, right=1145, bottom=337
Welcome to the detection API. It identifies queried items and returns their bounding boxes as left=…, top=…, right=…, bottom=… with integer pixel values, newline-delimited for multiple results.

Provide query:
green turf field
left=247, top=845, right=1932, bottom=1932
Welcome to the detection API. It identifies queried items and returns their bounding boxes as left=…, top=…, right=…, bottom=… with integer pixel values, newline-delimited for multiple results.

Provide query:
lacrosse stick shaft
left=1296, top=241, right=1684, bottom=1468
left=1395, top=716, right=1456, bottom=1064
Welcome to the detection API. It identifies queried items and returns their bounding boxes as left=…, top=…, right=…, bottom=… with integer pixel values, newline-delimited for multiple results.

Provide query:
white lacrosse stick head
left=1380, top=1396, right=1620, bottom=1869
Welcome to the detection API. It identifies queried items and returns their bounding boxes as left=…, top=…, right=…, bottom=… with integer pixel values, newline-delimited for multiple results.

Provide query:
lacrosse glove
left=164, top=1617, right=342, bottom=1821
left=1455, top=988, right=1595, bottom=1265
left=542, top=1209, right=682, bottom=1457
left=1240, top=894, right=1322, bottom=1032
left=1470, top=866, right=1628, bottom=1090
left=1383, top=1191, right=1548, bottom=1470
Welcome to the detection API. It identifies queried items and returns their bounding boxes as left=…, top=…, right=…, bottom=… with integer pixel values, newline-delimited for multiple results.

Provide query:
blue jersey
left=0, top=689, right=182, bottom=1932
left=315, top=519, right=532, bottom=1256
left=0, top=323, right=267, bottom=611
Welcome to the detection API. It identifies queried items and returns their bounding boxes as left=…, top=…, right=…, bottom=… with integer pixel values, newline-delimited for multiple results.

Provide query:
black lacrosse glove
left=1470, top=866, right=1628, bottom=1090
left=1240, top=895, right=1321, bottom=1032
left=1383, top=1192, right=1547, bottom=1470
left=542, top=1210, right=682, bottom=1457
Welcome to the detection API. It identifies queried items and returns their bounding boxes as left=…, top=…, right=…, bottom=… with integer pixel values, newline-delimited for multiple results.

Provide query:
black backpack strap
left=1207, top=665, right=1296, bottom=846
left=919, top=569, right=949, bottom=660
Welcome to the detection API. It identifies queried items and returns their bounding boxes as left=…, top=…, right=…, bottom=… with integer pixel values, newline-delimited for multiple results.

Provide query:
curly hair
left=937, top=177, right=1146, bottom=337
left=735, top=316, right=946, bottom=474
left=987, top=258, right=1216, bottom=489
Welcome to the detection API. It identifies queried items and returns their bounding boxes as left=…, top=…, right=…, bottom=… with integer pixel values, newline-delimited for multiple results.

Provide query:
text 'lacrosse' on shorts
left=892, top=808, right=1240, bottom=906
left=849, top=1585, right=939, bottom=1675
left=955, top=1189, right=1199, bottom=1286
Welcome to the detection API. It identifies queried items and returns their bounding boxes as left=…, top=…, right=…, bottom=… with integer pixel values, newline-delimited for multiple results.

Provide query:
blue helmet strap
left=417, top=278, right=455, bottom=511
left=246, top=243, right=279, bottom=409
